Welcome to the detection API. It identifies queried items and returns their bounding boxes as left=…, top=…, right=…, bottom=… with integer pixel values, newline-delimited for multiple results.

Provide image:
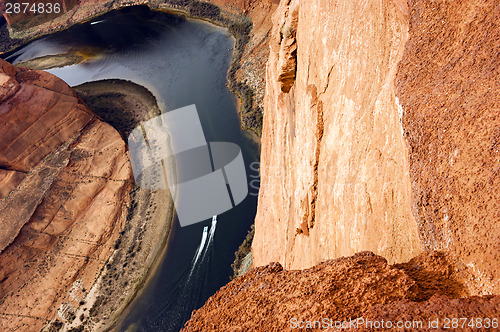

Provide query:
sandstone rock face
left=396, top=0, right=500, bottom=296
left=0, top=59, right=132, bottom=331
left=253, top=0, right=421, bottom=270
left=183, top=251, right=499, bottom=331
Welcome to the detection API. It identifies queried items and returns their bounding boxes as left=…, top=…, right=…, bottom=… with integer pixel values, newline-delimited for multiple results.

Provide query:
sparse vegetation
left=66, top=311, right=76, bottom=323
left=231, top=224, right=255, bottom=279
left=89, top=295, right=104, bottom=318
left=189, top=1, right=221, bottom=21
left=47, top=320, right=63, bottom=332
left=68, top=325, right=84, bottom=332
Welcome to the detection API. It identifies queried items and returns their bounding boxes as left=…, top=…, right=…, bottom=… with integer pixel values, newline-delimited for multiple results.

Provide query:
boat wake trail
left=145, top=216, right=218, bottom=332
left=191, top=226, right=208, bottom=268
left=205, top=215, right=217, bottom=252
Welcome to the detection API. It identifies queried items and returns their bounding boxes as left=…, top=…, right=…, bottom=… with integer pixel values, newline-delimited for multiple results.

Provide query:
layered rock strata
left=253, top=0, right=422, bottom=269
left=0, top=59, right=132, bottom=331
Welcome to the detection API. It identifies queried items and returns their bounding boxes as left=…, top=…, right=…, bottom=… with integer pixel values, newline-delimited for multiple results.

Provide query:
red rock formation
left=345, top=295, right=500, bottom=332
left=184, top=0, right=499, bottom=328
left=183, top=251, right=499, bottom=331
left=253, top=0, right=499, bottom=295
left=0, top=59, right=132, bottom=331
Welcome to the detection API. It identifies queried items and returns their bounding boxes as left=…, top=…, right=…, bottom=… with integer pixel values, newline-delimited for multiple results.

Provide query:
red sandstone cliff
left=253, top=0, right=421, bottom=269
left=0, top=59, right=132, bottom=331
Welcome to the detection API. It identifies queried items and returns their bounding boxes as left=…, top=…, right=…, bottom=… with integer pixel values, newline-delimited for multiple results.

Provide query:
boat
left=203, top=226, right=208, bottom=233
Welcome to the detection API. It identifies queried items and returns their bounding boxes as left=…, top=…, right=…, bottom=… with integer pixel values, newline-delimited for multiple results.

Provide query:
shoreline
left=56, top=79, right=178, bottom=332
left=0, top=1, right=262, bottom=136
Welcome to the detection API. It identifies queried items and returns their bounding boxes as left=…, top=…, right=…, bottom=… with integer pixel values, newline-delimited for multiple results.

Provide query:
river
left=4, top=6, right=259, bottom=332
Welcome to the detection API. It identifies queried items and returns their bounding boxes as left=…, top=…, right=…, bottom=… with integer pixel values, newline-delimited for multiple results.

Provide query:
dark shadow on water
left=3, top=5, right=187, bottom=63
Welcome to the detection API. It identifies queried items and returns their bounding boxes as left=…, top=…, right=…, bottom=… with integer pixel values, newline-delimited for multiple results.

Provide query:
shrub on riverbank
left=231, top=223, right=255, bottom=279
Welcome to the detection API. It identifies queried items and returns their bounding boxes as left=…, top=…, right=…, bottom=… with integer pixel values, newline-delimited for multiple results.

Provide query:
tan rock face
left=254, top=0, right=499, bottom=297
left=0, top=73, right=20, bottom=102
left=0, top=59, right=132, bottom=331
left=253, top=0, right=421, bottom=269
left=0, top=66, right=94, bottom=173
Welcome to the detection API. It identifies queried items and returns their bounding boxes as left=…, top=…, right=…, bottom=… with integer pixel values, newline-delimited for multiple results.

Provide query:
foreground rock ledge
left=183, top=251, right=500, bottom=332
left=0, top=59, right=132, bottom=331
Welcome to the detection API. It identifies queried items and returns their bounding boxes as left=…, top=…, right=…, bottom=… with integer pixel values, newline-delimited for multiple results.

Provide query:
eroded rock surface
left=253, top=0, right=421, bottom=270
left=184, top=251, right=498, bottom=331
left=396, top=0, right=500, bottom=295
left=0, top=59, right=132, bottom=331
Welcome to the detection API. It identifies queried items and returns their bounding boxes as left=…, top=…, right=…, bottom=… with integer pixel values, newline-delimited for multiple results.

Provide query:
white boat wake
left=192, top=226, right=208, bottom=266
left=207, top=215, right=217, bottom=245
left=189, top=215, right=217, bottom=277
left=146, top=215, right=220, bottom=330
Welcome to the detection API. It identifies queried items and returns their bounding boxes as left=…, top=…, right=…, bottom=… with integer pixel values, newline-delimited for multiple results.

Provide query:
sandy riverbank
left=45, top=79, right=178, bottom=332
left=15, top=52, right=85, bottom=70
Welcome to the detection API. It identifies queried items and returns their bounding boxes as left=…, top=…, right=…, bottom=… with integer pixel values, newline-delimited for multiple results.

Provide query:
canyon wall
left=0, top=59, right=132, bottom=331
left=253, top=0, right=499, bottom=295
left=253, top=0, right=422, bottom=269
left=184, top=0, right=499, bottom=328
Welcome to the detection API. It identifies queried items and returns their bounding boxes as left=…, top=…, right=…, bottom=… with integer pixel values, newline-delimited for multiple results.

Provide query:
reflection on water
left=5, top=6, right=258, bottom=332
